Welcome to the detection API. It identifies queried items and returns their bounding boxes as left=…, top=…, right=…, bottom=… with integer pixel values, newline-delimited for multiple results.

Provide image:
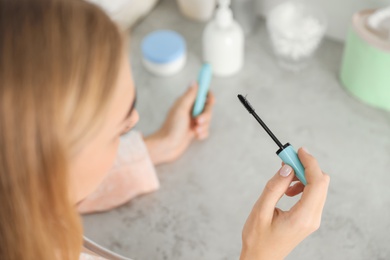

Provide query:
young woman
left=0, top=1, right=330, bottom=259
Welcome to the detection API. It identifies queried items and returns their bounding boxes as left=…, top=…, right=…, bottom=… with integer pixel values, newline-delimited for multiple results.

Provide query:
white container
left=177, top=0, right=217, bottom=22
left=267, top=1, right=327, bottom=71
left=86, top=0, right=159, bottom=29
left=203, top=0, right=244, bottom=77
left=141, top=30, right=187, bottom=77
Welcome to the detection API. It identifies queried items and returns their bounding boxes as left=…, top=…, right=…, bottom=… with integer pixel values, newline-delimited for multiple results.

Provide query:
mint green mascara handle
left=192, top=63, right=212, bottom=117
left=277, top=144, right=307, bottom=185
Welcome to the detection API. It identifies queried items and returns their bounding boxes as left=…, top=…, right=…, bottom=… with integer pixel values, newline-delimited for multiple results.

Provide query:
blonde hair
left=0, top=0, right=123, bottom=259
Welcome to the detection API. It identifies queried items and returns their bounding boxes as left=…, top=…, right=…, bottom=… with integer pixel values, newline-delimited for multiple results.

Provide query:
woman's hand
left=144, top=82, right=215, bottom=165
left=240, top=148, right=330, bottom=260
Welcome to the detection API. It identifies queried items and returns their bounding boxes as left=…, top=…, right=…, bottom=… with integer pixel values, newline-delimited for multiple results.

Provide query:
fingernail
left=197, top=117, right=205, bottom=124
left=279, top=165, right=292, bottom=177
left=302, top=147, right=310, bottom=155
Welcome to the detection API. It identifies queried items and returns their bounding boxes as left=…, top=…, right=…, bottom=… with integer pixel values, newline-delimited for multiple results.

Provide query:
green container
left=340, top=10, right=390, bottom=111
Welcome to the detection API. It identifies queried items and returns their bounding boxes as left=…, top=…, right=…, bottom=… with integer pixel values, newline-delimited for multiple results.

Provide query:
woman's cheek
left=90, top=138, right=120, bottom=187
left=103, top=138, right=121, bottom=172
left=110, top=137, right=121, bottom=163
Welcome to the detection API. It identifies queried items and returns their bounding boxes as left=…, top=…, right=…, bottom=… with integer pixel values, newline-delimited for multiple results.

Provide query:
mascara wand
left=237, top=94, right=307, bottom=185
left=238, top=94, right=284, bottom=149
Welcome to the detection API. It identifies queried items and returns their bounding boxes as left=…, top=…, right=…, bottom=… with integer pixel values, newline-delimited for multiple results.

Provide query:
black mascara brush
left=238, top=94, right=307, bottom=185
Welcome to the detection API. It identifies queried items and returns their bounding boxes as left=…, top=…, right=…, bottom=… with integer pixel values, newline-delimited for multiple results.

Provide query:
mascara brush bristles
left=237, top=94, right=255, bottom=114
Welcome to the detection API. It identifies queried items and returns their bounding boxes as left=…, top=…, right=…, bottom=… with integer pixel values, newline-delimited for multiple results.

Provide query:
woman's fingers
left=285, top=181, right=305, bottom=197
left=195, top=92, right=215, bottom=126
left=195, top=114, right=211, bottom=126
left=196, top=131, right=209, bottom=140
left=179, top=82, right=199, bottom=111
left=240, top=148, right=329, bottom=259
left=255, top=165, right=295, bottom=224
left=280, top=162, right=300, bottom=182
left=194, top=124, right=208, bottom=137
left=291, top=148, right=330, bottom=216
left=193, top=92, right=214, bottom=140
left=298, top=148, right=323, bottom=182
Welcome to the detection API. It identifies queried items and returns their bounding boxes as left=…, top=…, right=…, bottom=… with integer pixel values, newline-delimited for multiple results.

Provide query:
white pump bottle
left=202, top=0, right=244, bottom=77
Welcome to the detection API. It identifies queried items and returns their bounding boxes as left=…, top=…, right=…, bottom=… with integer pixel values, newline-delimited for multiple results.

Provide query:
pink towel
left=77, top=131, right=160, bottom=214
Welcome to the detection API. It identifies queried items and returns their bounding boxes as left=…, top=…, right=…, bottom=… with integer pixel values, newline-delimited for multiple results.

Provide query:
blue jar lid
left=141, top=30, right=186, bottom=64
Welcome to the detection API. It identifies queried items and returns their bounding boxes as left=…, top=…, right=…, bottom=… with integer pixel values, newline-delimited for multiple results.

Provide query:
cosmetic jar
left=141, top=30, right=187, bottom=76
left=340, top=10, right=390, bottom=111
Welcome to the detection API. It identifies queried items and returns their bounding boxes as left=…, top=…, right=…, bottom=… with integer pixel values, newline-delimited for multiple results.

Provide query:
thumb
left=179, top=82, right=198, bottom=110
left=256, top=165, right=295, bottom=223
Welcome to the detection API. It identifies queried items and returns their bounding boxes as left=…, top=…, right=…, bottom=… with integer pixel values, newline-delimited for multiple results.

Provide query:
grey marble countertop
left=83, top=0, right=390, bottom=259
